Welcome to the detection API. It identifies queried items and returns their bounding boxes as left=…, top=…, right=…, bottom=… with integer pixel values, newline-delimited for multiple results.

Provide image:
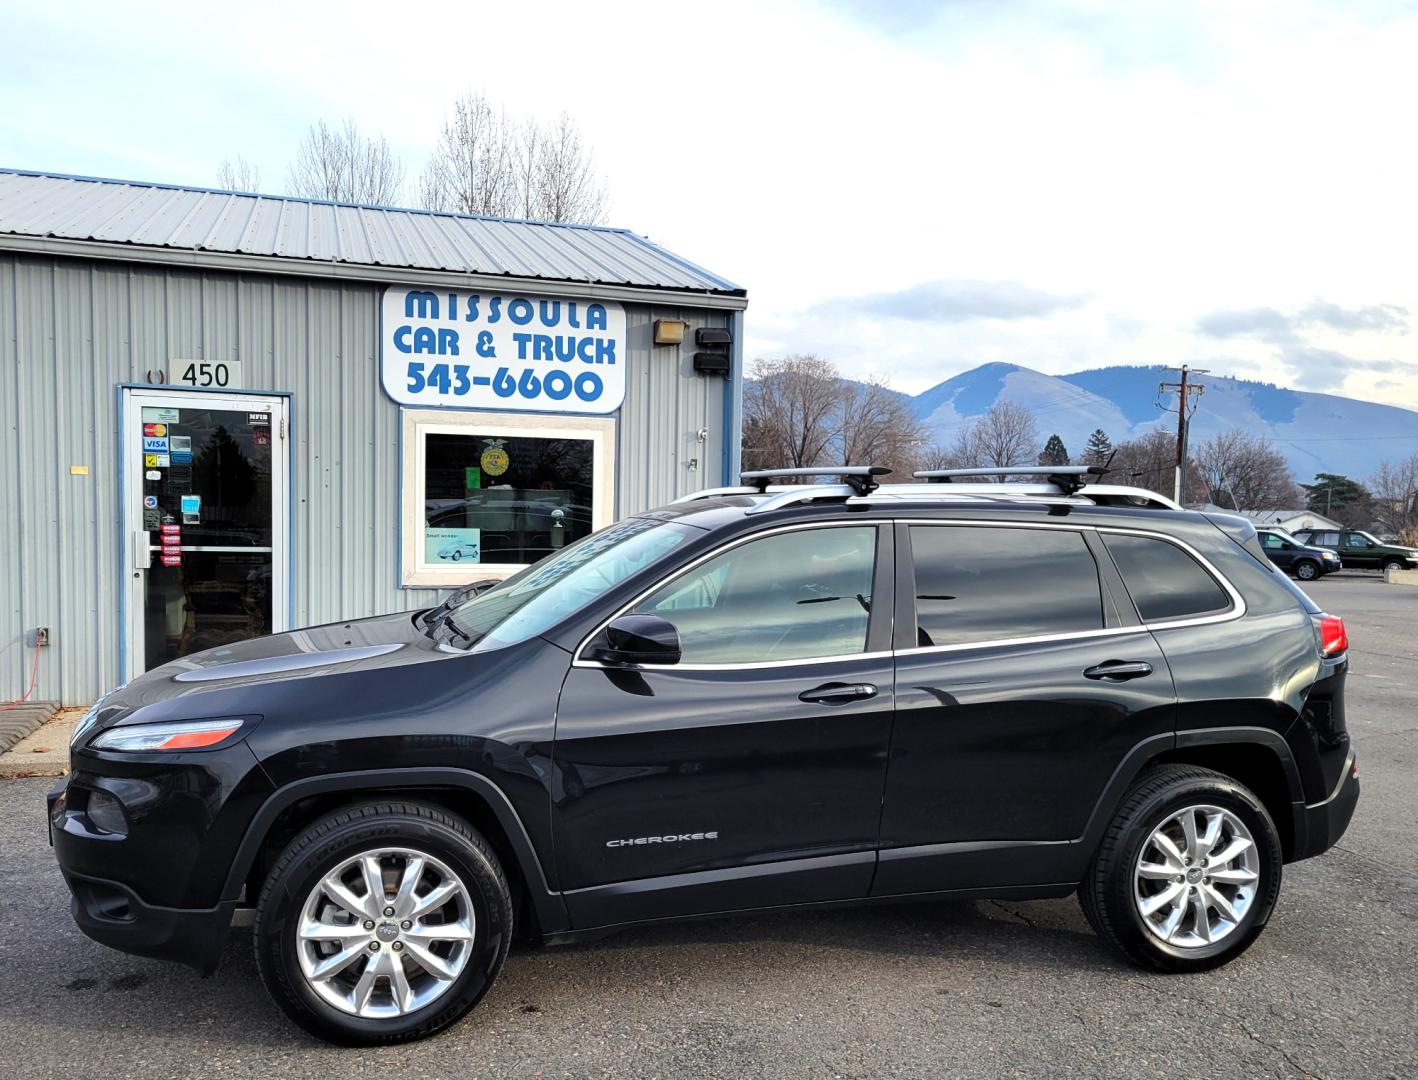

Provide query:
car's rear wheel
left=1293, top=559, right=1319, bottom=581
left=1079, top=765, right=1282, bottom=972
left=254, top=801, right=512, bottom=1045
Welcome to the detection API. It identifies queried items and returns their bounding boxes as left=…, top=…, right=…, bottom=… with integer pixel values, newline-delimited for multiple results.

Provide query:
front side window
left=1261, top=532, right=1284, bottom=550
left=631, top=526, right=877, bottom=664
left=1102, top=533, right=1232, bottom=622
left=1344, top=532, right=1374, bottom=548
left=909, top=526, right=1104, bottom=647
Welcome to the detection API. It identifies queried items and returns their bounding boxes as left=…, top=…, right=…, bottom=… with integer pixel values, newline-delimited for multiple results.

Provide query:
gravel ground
left=0, top=577, right=1413, bottom=1078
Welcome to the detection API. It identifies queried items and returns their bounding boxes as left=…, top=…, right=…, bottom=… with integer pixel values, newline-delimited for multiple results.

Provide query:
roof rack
left=739, top=466, right=891, bottom=496
left=913, top=465, right=1107, bottom=496
left=669, top=464, right=1182, bottom=514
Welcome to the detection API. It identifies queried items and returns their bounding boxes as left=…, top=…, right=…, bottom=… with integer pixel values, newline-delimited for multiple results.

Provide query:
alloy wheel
left=1133, top=804, right=1259, bottom=949
left=295, top=847, right=475, bottom=1018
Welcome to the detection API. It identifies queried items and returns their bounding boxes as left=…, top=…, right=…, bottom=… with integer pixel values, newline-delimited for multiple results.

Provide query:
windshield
left=433, top=517, right=697, bottom=652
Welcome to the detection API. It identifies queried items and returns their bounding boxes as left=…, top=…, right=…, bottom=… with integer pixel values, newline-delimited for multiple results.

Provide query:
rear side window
left=1102, top=534, right=1232, bottom=622
left=909, top=526, right=1103, bottom=647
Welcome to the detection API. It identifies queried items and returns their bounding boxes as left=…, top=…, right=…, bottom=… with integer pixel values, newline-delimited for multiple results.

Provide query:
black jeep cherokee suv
left=50, top=467, right=1359, bottom=1045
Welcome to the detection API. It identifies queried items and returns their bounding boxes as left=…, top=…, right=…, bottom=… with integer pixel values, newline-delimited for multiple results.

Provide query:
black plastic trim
left=222, top=767, right=570, bottom=934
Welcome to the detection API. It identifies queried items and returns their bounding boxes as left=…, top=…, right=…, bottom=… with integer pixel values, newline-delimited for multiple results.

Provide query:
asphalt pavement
left=1, top=576, right=1414, bottom=1078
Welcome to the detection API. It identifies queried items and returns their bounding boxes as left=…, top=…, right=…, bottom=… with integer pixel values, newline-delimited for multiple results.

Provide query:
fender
left=221, top=767, right=571, bottom=935
left=1077, top=726, right=1305, bottom=857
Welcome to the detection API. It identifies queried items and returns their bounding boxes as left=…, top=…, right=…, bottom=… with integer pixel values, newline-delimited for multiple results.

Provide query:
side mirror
left=1283, top=542, right=1294, bottom=550
left=588, top=614, right=682, bottom=666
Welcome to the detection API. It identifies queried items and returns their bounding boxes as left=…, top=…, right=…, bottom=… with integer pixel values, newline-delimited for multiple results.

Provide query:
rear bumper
left=1290, top=750, right=1360, bottom=862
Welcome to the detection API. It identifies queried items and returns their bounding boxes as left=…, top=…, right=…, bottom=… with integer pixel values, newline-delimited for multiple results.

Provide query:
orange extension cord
left=0, top=642, right=42, bottom=713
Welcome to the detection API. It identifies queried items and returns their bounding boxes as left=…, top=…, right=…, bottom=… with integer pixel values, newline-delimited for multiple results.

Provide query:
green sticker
left=465, top=467, right=482, bottom=492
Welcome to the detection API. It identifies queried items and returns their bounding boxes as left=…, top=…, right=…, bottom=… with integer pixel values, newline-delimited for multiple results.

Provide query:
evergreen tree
left=1084, top=428, right=1113, bottom=465
left=1038, top=433, right=1069, bottom=466
left=1302, top=473, right=1372, bottom=526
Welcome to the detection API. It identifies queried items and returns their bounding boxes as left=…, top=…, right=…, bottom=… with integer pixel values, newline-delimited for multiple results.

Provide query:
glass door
left=122, top=389, right=289, bottom=678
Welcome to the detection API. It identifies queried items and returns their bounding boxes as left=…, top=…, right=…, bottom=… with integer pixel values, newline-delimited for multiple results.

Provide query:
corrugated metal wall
left=0, top=252, right=731, bottom=704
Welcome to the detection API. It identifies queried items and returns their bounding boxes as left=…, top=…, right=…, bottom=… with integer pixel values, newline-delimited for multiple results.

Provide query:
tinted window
left=1102, top=534, right=1231, bottom=622
left=909, top=526, right=1103, bottom=647
left=1314, top=532, right=1339, bottom=548
left=633, top=526, right=876, bottom=663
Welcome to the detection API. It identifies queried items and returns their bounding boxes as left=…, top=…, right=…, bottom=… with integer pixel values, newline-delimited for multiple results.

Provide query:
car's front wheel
left=1079, top=765, right=1282, bottom=972
left=254, top=801, right=512, bottom=1045
left=1293, top=559, right=1319, bottom=581
left=1383, top=559, right=1406, bottom=572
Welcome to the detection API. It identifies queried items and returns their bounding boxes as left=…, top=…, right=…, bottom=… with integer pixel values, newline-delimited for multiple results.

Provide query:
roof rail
left=740, top=465, right=891, bottom=496
left=913, top=465, right=1107, bottom=496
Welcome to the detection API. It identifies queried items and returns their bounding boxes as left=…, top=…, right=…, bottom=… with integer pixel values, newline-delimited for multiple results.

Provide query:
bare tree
left=1194, top=429, right=1302, bottom=510
left=1369, top=452, right=1418, bottom=542
left=418, top=95, right=517, bottom=216
left=742, top=357, right=924, bottom=477
left=951, top=401, right=1039, bottom=469
left=1110, top=429, right=1205, bottom=502
left=742, top=356, right=842, bottom=469
left=286, top=119, right=405, bottom=205
left=217, top=155, right=261, bottom=192
left=918, top=444, right=957, bottom=471
left=525, top=112, right=608, bottom=223
left=838, top=377, right=925, bottom=474
left=419, top=94, right=608, bottom=223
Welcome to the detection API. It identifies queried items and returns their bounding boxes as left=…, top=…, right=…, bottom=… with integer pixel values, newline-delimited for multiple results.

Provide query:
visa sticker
left=143, top=436, right=169, bottom=452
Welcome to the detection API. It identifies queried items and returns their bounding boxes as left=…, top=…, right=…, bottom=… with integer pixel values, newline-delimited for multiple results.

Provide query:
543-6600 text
left=405, top=362, right=604, bottom=403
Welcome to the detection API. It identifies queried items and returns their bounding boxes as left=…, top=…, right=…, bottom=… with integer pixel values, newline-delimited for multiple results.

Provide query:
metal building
left=0, top=169, right=747, bottom=704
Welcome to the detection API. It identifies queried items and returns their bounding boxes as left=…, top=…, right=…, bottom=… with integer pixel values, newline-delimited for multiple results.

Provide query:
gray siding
left=0, top=252, right=731, bottom=704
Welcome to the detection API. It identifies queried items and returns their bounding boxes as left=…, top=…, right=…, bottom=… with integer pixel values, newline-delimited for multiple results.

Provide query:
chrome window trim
left=572, top=518, right=1247, bottom=671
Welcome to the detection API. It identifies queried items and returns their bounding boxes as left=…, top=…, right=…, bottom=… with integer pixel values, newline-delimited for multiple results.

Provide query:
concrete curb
left=0, top=709, right=79, bottom=779
left=0, top=702, right=58, bottom=756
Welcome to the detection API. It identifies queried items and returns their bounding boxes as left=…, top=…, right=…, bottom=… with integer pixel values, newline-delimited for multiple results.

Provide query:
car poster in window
left=381, top=287, right=627, bottom=414
left=427, top=528, right=481, bottom=564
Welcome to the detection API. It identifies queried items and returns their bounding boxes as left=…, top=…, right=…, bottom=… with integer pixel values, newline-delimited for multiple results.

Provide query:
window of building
left=402, top=410, right=615, bottom=587
left=631, top=526, right=877, bottom=664
left=908, top=526, right=1103, bottom=647
left=1101, top=533, right=1232, bottom=622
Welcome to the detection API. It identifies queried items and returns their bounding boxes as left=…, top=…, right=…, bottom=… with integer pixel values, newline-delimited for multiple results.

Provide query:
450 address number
left=406, top=361, right=605, bottom=403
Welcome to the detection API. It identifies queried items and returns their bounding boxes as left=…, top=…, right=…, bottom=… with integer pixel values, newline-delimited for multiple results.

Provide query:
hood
left=85, top=610, right=444, bottom=735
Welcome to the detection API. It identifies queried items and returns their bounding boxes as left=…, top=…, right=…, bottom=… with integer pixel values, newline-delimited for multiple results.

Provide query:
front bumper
left=48, top=777, right=236, bottom=973
left=1290, top=751, right=1360, bottom=861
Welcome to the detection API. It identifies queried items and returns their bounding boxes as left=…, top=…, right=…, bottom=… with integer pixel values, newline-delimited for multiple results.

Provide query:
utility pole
left=1159, top=365, right=1208, bottom=505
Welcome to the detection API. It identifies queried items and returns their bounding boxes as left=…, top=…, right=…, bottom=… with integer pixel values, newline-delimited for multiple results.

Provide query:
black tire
left=1383, top=559, right=1405, bottom=572
left=1079, top=765, right=1282, bottom=972
left=254, top=801, right=512, bottom=1045
left=451, top=550, right=462, bottom=561
left=1293, top=559, right=1319, bottom=581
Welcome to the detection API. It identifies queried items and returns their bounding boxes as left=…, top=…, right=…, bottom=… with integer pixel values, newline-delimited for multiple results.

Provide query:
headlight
left=91, top=718, right=246, bottom=753
left=70, top=702, right=103, bottom=748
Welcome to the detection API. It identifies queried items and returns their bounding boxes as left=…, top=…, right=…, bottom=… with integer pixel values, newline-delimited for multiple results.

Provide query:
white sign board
left=380, top=287, right=626, bottom=414
left=170, top=359, right=244, bottom=389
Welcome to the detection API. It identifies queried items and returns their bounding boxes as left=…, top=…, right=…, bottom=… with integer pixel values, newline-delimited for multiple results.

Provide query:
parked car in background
left=1291, top=529, right=1418, bottom=572
left=1255, top=528, right=1342, bottom=581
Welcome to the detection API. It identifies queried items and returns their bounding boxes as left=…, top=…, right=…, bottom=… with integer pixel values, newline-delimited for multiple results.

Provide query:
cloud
left=827, top=280, right=1086, bottom=324
left=1197, top=299, right=1410, bottom=340
left=1299, top=300, right=1409, bottom=334
left=1196, top=307, right=1293, bottom=338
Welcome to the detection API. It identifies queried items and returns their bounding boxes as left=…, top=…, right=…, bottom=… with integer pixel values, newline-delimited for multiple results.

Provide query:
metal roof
left=0, top=169, right=743, bottom=298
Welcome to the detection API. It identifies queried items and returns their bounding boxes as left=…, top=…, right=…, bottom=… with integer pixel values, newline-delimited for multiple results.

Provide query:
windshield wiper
left=419, top=579, right=499, bottom=638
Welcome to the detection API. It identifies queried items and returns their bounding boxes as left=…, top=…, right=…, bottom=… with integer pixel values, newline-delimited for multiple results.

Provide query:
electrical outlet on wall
left=29, top=627, right=50, bottom=647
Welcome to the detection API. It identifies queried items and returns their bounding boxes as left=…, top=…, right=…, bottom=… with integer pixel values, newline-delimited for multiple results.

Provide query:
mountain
left=909, top=362, right=1418, bottom=480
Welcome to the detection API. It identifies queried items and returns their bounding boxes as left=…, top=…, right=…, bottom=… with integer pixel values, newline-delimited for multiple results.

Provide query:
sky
left=3, top=0, right=1417, bottom=408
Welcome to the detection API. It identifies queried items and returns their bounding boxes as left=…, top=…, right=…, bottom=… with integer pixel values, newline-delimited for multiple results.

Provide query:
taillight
left=1315, top=614, right=1348, bottom=658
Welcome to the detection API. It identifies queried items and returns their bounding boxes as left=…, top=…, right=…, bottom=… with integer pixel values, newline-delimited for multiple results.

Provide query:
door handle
left=799, top=682, right=878, bottom=705
left=1083, top=660, right=1154, bottom=681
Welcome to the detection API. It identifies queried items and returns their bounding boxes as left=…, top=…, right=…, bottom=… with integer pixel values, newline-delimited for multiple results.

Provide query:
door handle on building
left=133, top=531, right=152, bottom=570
